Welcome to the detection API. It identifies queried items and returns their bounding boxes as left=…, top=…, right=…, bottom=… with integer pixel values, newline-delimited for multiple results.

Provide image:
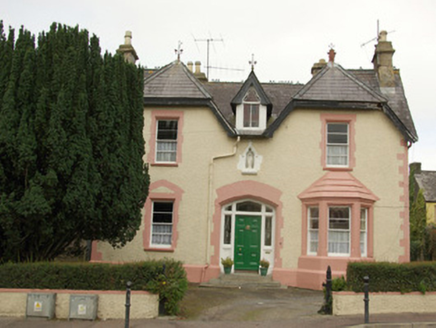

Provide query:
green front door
left=234, top=215, right=261, bottom=271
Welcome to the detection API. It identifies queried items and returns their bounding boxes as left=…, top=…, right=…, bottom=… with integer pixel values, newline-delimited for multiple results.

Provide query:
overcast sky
left=3, top=0, right=436, bottom=170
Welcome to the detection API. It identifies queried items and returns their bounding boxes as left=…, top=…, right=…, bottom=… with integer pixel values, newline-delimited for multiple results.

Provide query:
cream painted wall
left=98, top=106, right=232, bottom=264
left=0, top=290, right=158, bottom=319
left=333, top=292, right=436, bottom=315
left=353, top=110, right=407, bottom=262
left=97, top=105, right=407, bottom=271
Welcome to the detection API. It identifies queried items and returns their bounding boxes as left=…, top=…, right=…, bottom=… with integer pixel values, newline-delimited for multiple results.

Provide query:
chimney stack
left=311, top=59, right=327, bottom=76
left=410, top=162, right=422, bottom=175
left=117, top=31, right=139, bottom=64
left=194, top=61, right=207, bottom=81
left=372, top=30, right=396, bottom=88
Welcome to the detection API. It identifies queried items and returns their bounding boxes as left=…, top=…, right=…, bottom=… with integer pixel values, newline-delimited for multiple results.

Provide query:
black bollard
left=318, top=265, right=332, bottom=314
left=363, top=276, right=369, bottom=324
left=325, top=266, right=332, bottom=314
left=125, top=281, right=132, bottom=328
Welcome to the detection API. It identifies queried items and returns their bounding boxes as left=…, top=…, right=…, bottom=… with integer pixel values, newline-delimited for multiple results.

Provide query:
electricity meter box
left=26, top=293, right=56, bottom=319
left=69, top=294, right=98, bottom=320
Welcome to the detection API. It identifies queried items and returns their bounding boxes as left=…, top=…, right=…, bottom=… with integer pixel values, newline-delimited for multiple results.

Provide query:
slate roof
left=204, top=82, right=303, bottom=122
left=415, top=171, right=436, bottom=202
left=143, top=61, right=211, bottom=99
left=293, top=63, right=387, bottom=103
left=142, top=58, right=417, bottom=142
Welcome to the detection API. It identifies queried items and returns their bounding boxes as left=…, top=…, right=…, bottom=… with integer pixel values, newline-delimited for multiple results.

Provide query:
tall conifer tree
left=0, top=22, right=149, bottom=262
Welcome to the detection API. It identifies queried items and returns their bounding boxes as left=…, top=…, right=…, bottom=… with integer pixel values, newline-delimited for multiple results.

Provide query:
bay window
left=308, top=207, right=319, bottom=254
left=360, top=208, right=368, bottom=257
left=328, top=207, right=350, bottom=255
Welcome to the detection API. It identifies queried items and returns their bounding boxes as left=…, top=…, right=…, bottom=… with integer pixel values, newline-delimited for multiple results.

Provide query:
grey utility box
left=69, top=294, right=98, bottom=320
left=26, top=293, right=56, bottom=319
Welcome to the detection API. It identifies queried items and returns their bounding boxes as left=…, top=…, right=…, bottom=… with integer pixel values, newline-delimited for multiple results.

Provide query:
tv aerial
left=193, top=34, right=243, bottom=79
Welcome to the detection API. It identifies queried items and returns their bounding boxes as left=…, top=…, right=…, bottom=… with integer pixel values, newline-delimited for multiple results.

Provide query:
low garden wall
left=0, top=288, right=158, bottom=319
left=333, top=291, right=436, bottom=315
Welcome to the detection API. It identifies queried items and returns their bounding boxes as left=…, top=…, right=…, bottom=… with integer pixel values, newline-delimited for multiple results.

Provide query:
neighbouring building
left=92, top=31, right=418, bottom=290
left=410, top=162, right=436, bottom=224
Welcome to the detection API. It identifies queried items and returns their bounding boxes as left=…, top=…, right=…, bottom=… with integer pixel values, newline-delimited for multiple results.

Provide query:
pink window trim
left=300, top=199, right=374, bottom=259
left=147, top=110, right=184, bottom=165
left=320, top=113, right=356, bottom=170
left=142, top=180, right=184, bottom=251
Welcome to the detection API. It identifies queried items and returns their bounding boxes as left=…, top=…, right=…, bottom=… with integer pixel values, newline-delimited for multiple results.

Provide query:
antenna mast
left=194, top=37, right=223, bottom=79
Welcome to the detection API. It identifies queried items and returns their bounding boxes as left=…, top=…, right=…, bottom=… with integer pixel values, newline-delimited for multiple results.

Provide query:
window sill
left=151, top=163, right=179, bottom=167
left=323, top=167, right=353, bottom=172
left=144, top=247, right=175, bottom=253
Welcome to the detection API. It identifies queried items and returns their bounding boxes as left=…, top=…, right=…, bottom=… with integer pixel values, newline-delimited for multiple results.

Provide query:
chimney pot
left=328, top=48, right=336, bottom=63
left=195, top=61, right=201, bottom=74
left=187, top=61, right=193, bottom=72
left=124, top=31, right=132, bottom=46
left=379, top=30, right=388, bottom=42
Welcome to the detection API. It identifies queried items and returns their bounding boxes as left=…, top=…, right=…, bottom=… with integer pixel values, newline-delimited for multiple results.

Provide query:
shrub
left=221, top=257, right=233, bottom=268
left=259, top=259, right=270, bottom=268
left=332, top=276, right=347, bottom=291
left=0, top=259, right=187, bottom=315
left=347, top=261, right=436, bottom=293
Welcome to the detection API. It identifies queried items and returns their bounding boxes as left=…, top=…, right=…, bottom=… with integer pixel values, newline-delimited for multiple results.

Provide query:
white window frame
left=326, top=123, right=349, bottom=167
left=156, top=120, right=178, bottom=163
left=243, top=102, right=260, bottom=128
left=360, top=208, right=368, bottom=257
left=150, top=201, right=173, bottom=248
left=307, top=207, right=319, bottom=255
left=328, top=206, right=350, bottom=256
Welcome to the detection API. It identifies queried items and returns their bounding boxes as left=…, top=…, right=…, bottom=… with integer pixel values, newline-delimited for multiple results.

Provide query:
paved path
left=1, top=286, right=436, bottom=327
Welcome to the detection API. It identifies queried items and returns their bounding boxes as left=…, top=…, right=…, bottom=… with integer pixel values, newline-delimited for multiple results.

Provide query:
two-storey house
left=93, top=31, right=417, bottom=289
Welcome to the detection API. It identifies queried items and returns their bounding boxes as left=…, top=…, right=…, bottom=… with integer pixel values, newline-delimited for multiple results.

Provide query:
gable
left=231, top=71, right=272, bottom=115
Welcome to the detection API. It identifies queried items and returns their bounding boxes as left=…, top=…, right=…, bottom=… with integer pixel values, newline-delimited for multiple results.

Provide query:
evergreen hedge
left=347, top=261, right=436, bottom=293
left=0, top=259, right=188, bottom=315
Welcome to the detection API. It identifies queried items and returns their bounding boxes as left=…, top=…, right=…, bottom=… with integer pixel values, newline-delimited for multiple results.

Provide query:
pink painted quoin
left=398, top=139, right=410, bottom=262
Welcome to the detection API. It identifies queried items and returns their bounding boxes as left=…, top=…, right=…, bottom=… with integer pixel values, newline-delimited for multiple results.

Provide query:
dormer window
left=231, top=71, right=272, bottom=135
left=235, top=87, right=267, bottom=132
left=243, top=89, right=260, bottom=128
